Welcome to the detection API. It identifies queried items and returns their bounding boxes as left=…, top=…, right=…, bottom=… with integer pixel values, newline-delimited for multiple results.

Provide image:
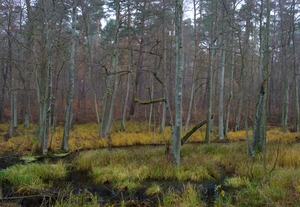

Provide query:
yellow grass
left=227, top=127, right=300, bottom=143
left=0, top=122, right=300, bottom=156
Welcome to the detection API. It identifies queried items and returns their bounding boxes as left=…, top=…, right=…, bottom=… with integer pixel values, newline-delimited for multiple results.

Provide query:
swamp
left=0, top=123, right=299, bottom=206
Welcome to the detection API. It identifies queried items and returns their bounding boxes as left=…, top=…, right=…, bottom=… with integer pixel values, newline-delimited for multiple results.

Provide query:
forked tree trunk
left=100, top=0, right=120, bottom=138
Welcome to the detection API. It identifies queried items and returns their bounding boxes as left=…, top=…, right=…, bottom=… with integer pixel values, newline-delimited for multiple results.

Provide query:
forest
left=0, top=0, right=300, bottom=206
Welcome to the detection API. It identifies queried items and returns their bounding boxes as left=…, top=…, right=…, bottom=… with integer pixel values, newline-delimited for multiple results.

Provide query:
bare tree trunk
left=129, top=0, right=147, bottom=117
left=19, top=0, right=31, bottom=129
left=148, top=77, right=154, bottom=131
left=218, top=41, right=226, bottom=140
left=7, top=3, right=16, bottom=137
left=35, top=0, right=54, bottom=154
left=185, top=0, right=198, bottom=132
left=101, top=0, right=120, bottom=138
left=81, top=2, right=100, bottom=126
left=160, top=39, right=167, bottom=133
left=62, top=1, right=77, bottom=151
left=291, top=0, right=299, bottom=132
left=252, top=0, right=270, bottom=161
left=121, top=70, right=131, bottom=131
left=160, top=0, right=167, bottom=134
left=121, top=4, right=132, bottom=131
left=205, top=0, right=218, bottom=144
left=0, top=57, right=7, bottom=123
left=172, top=0, right=184, bottom=165
left=280, top=0, right=290, bottom=132
left=225, top=50, right=234, bottom=137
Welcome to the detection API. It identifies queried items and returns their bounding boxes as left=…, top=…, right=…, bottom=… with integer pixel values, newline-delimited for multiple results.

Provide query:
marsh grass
left=146, top=183, right=162, bottom=195
left=54, top=184, right=98, bottom=207
left=224, top=176, right=251, bottom=188
left=1, top=122, right=300, bottom=206
left=74, top=146, right=218, bottom=192
left=160, top=183, right=204, bottom=207
left=0, top=161, right=67, bottom=192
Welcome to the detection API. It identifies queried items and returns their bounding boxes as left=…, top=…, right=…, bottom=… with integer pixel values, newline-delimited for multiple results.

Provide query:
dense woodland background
left=0, top=0, right=299, bottom=152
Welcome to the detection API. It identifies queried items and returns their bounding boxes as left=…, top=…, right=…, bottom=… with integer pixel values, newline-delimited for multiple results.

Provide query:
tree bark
left=252, top=0, right=270, bottom=159
left=218, top=41, right=226, bottom=140
left=100, top=0, right=120, bottom=138
left=172, top=0, right=184, bottom=165
left=62, top=1, right=77, bottom=151
left=121, top=4, right=132, bottom=131
left=185, top=0, right=199, bottom=132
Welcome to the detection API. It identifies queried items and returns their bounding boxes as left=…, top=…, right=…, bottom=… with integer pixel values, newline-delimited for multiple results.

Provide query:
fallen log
left=181, top=115, right=214, bottom=145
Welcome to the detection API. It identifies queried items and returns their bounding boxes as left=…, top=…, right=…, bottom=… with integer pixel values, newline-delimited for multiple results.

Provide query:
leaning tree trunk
left=62, top=1, right=77, bottom=151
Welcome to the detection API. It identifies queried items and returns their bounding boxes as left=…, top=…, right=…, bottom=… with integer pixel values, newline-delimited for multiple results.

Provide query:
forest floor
left=0, top=122, right=299, bottom=206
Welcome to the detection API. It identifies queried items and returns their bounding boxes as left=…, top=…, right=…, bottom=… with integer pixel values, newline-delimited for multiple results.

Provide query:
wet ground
left=0, top=152, right=231, bottom=207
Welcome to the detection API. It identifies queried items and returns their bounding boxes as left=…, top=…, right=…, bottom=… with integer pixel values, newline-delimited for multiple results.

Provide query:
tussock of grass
left=161, top=183, right=204, bottom=207
left=146, top=183, right=162, bottom=195
left=0, top=161, right=67, bottom=192
left=235, top=162, right=264, bottom=180
left=235, top=184, right=267, bottom=206
left=225, top=177, right=250, bottom=188
left=276, top=147, right=300, bottom=168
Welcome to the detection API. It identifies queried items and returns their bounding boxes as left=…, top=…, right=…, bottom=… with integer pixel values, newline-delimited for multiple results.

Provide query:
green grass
left=74, top=146, right=217, bottom=192
left=0, top=161, right=67, bottom=192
